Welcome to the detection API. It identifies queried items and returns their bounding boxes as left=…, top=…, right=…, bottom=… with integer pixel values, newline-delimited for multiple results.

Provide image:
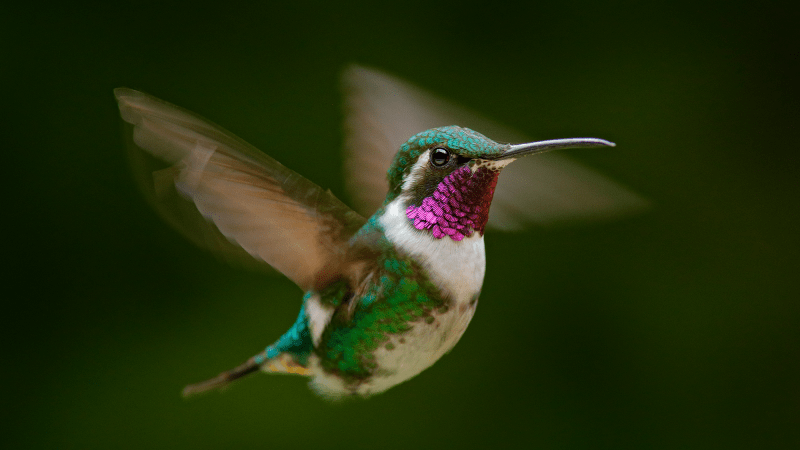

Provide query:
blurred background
left=4, top=1, right=798, bottom=448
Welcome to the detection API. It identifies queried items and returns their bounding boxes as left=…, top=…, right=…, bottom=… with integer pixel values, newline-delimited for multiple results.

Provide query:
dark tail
left=182, top=357, right=261, bottom=398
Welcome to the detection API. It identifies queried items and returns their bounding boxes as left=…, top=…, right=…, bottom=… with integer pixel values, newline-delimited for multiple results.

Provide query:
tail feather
left=182, top=357, right=260, bottom=397
left=182, top=353, right=313, bottom=397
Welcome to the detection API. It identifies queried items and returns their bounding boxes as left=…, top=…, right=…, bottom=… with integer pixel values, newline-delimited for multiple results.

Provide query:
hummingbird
left=115, top=65, right=644, bottom=399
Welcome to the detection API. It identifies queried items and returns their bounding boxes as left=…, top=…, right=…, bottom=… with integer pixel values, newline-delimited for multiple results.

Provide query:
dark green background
left=5, top=1, right=798, bottom=448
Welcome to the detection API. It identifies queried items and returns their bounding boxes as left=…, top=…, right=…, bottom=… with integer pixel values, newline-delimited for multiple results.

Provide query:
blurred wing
left=116, top=88, right=365, bottom=291
left=341, top=65, right=648, bottom=229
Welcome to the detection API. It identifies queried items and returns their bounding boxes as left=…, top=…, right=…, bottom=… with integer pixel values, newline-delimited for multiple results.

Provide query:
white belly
left=309, top=300, right=478, bottom=398
left=366, top=299, right=477, bottom=394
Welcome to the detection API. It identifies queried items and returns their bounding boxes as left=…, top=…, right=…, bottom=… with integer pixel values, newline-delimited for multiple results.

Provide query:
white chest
left=379, top=198, right=487, bottom=305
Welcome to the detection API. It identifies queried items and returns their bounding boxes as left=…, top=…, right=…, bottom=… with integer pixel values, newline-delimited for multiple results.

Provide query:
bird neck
left=378, top=194, right=487, bottom=306
left=404, top=164, right=501, bottom=242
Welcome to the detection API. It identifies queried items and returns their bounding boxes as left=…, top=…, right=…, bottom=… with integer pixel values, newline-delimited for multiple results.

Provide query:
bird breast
left=380, top=196, right=487, bottom=306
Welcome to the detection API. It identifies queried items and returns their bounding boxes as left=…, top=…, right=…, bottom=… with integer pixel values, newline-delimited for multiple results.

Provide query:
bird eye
left=430, top=148, right=450, bottom=167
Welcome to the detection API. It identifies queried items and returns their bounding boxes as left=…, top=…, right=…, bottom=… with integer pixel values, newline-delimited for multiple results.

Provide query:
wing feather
left=116, top=88, right=365, bottom=290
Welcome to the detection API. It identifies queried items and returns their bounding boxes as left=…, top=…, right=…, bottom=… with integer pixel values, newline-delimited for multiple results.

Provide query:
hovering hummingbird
left=115, top=65, right=644, bottom=399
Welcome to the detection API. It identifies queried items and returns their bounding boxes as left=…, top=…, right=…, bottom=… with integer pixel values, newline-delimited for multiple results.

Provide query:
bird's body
left=115, top=66, right=644, bottom=398
left=280, top=138, right=494, bottom=397
left=277, top=208, right=484, bottom=398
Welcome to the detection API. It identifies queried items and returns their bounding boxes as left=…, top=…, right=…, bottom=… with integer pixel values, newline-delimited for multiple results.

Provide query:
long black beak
left=497, top=138, right=615, bottom=160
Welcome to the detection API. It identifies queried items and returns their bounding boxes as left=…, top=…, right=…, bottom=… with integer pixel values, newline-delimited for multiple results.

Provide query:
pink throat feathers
left=405, top=165, right=500, bottom=241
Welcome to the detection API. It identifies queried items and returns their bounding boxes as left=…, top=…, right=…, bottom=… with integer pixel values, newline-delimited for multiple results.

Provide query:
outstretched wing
left=341, top=65, right=648, bottom=229
left=116, top=88, right=365, bottom=291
